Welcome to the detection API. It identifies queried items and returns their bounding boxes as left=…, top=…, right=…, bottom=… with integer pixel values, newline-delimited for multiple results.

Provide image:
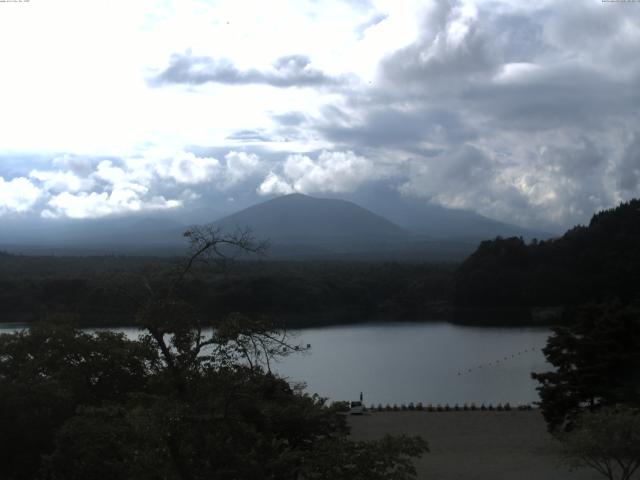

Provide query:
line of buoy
left=456, top=346, right=539, bottom=377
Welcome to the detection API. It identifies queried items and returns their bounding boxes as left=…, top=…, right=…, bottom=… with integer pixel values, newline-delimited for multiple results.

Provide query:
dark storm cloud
left=296, top=0, right=640, bottom=228
left=320, top=106, right=476, bottom=149
left=150, top=53, right=346, bottom=88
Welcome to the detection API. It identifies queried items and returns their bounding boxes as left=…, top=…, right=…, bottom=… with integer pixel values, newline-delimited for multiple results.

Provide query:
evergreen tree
left=532, top=303, right=640, bottom=431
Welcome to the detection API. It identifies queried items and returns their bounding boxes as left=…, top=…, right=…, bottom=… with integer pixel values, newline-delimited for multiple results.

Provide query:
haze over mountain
left=0, top=193, right=557, bottom=259
left=343, top=185, right=555, bottom=242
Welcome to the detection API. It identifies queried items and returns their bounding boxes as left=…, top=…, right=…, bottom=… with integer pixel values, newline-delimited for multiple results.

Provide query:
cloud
left=294, top=0, right=640, bottom=228
left=258, top=150, right=383, bottom=195
left=8, top=148, right=267, bottom=219
left=29, top=169, right=94, bottom=193
left=399, top=140, right=619, bottom=229
left=618, top=135, right=640, bottom=194
left=45, top=190, right=180, bottom=220
left=270, top=111, right=306, bottom=127
left=51, top=155, right=98, bottom=177
left=223, top=151, right=261, bottom=188
left=355, top=12, right=388, bottom=39
left=226, top=129, right=272, bottom=142
left=0, top=176, right=41, bottom=214
left=320, top=106, right=476, bottom=150
left=156, top=152, right=222, bottom=185
left=151, top=52, right=347, bottom=89
left=257, top=172, right=295, bottom=196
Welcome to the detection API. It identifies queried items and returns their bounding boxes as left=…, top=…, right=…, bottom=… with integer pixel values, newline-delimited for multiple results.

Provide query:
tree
left=532, top=303, right=640, bottom=432
left=0, top=318, right=156, bottom=480
left=0, top=225, right=428, bottom=480
left=559, top=407, right=640, bottom=480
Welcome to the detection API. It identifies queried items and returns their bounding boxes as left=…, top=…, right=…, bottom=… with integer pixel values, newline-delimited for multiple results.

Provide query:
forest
left=453, top=199, right=640, bottom=318
left=0, top=253, right=454, bottom=327
left=1, top=199, right=639, bottom=328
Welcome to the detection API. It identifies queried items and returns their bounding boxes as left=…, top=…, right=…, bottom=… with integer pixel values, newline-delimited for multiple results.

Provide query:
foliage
left=532, top=303, right=640, bottom=432
left=559, top=407, right=640, bottom=480
left=0, top=226, right=428, bottom=480
left=0, top=252, right=455, bottom=326
left=304, top=435, right=428, bottom=480
left=454, top=198, right=640, bottom=309
left=0, top=318, right=156, bottom=480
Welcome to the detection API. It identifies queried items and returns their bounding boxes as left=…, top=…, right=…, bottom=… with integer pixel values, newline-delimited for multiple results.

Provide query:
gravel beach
left=348, top=411, right=603, bottom=480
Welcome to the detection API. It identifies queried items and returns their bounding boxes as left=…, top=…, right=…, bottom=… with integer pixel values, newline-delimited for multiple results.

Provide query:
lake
left=0, top=321, right=551, bottom=406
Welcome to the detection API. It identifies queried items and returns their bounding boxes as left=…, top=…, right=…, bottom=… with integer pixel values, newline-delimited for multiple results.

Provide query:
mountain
left=211, top=193, right=412, bottom=256
left=211, top=193, right=481, bottom=260
left=342, top=184, right=555, bottom=242
left=0, top=214, right=188, bottom=255
left=0, top=192, right=551, bottom=260
left=215, top=193, right=404, bottom=239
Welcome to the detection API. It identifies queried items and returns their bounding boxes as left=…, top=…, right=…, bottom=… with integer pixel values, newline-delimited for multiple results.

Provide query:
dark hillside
left=454, top=199, right=640, bottom=310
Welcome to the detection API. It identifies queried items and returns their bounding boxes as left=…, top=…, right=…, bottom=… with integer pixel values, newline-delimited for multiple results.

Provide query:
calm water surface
left=0, top=321, right=550, bottom=406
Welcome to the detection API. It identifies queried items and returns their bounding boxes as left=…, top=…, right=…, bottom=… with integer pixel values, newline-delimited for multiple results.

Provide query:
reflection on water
left=0, top=321, right=550, bottom=405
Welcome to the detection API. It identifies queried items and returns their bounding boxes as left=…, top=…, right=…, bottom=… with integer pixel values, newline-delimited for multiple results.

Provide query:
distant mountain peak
left=214, top=193, right=407, bottom=245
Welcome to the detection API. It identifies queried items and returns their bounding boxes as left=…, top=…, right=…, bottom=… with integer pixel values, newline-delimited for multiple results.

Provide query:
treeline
left=454, top=199, right=640, bottom=310
left=0, top=256, right=454, bottom=327
left=3, top=198, right=638, bottom=328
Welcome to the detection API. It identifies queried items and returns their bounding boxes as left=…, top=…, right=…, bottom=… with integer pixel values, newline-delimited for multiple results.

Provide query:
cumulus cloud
left=29, top=169, right=93, bottom=193
left=9, top=149, right=266, bottom=219
left=0, top=177, right=41, bottom=214
left=223, top=151, right=261, bottom=188
left=45, top=190, right=180, bottom=220
left=51, top=155, right=97, bottom=177
left=151, top=52, right=346, bottom=89
left=157, top=152, right=222, bottom=185
left=258, top=150, right=382, bottom=195
left=257, top=172, right=295, bottom=196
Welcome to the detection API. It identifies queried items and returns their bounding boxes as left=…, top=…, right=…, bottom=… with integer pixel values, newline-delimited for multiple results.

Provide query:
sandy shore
left=348, top=411, right=602, bottom=480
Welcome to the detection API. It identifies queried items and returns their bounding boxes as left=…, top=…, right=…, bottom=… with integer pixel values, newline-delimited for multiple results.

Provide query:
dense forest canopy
left=454, top=199, right=640, bottom=310
left=0, top=255, right=454, bottom=327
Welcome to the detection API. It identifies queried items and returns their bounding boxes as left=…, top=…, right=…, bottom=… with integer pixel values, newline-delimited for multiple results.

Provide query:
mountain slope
left=344, top=185, right=555, bottom=241
left=214, top=193, right=407, bottom=242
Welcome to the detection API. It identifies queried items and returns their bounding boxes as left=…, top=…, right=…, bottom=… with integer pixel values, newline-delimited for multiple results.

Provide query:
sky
left=0, top=0, right=639, bottom=230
